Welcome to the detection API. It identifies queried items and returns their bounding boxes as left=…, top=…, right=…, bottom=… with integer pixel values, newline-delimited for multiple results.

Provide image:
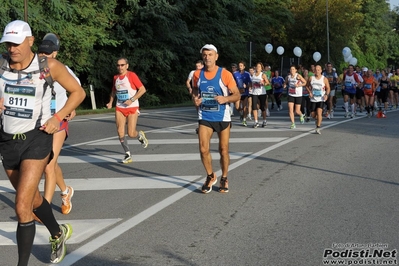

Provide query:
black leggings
left=274, top=92, right=283, bottom=107
left=252, top=94, right=267, bottom=111
left=301, top=96, right=311, bottom=116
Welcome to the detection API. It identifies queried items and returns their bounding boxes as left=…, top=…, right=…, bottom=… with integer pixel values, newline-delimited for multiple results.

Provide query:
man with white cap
left=192, top=44, right=240, bottom=193
left=0, top=20, right=85, bottom=265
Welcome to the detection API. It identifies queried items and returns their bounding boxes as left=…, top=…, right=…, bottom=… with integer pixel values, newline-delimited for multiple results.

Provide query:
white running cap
left=200, top=44, right=218, bottom=53
left=0, top=20, right=32, bottom=44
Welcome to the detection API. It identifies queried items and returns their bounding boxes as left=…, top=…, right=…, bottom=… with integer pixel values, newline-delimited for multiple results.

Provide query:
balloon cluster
left=264, top=43, right=322, bottom=62
left=342, top=47, right=357, bottom=66
left=264, top=43, right=286, bottom=56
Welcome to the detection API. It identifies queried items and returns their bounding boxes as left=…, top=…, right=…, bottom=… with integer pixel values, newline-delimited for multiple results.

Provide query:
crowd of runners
left=187, top=61, right=399, bottom=134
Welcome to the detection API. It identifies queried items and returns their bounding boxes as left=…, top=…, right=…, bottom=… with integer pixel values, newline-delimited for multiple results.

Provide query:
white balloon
left=265, top=43, right=273, bottom=54
left=349, top=57, right=358, bottom=66
left=313, top=52, right=321, bottom=62
left=342, top=47, right=351, bottom=57
left=276, top=46, right=284, bottom=55
left=344, top=53, right=352, bottom=63
left=293, top=46, right=302, bottom=57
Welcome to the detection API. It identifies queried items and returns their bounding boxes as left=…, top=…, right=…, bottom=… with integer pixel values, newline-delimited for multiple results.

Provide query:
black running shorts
left=0, top=128, right=53, bottom=170
left=198, top=120, right=231, bottom=133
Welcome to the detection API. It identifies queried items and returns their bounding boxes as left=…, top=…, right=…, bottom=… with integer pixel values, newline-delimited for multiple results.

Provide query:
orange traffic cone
left=376, top=110, right=383, bottom=118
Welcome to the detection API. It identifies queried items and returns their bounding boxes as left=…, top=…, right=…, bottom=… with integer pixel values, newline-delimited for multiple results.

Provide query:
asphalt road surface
left=1, top=100, right=399, bottom=266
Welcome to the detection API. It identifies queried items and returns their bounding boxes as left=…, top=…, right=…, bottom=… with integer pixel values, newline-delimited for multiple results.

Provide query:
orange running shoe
left=202, top=173, right=217, bottom=194
left=219, top=177, right=229, bottom=193
left=61, top=186, right=74, bottom=215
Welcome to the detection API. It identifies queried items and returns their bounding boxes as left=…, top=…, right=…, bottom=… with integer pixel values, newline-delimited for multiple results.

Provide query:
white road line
left=0, top=176, right=203, bottom=193
left=0, top=219, right=121, bottom=246
left=56, top=152, right=252, bottom=164
left=87, top=137, right=287, bottom=146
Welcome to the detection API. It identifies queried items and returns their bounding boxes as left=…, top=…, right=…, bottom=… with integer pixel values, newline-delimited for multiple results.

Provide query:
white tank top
left=287, top=73, right=303, bottom=97
left=310, top=75, right=326, bottom=102
left=251, top=72, right=266, bottom=95
left=0, top=54, right=52, bottom=134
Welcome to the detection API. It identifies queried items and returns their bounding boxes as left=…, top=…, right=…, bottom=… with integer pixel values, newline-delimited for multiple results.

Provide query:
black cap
left=38, top=40, right=57, bottom=54
left=38, top=33, right=60, bottom=55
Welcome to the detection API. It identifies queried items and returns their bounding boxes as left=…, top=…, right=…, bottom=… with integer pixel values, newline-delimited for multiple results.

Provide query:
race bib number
left=3, top=84, right=36, bottom=119
left=364, top=83, right=372, bottom=90
left=116, top=90, right=129, bottom=103
left=313, top=89, right=322, bottom=97
left=289, top=87, right=296, bottom=95
left=253, top=82, right=261, bottom=89
left=344, top=81, right=353, bottom=89
left=382, top=83, right=388, bottom=89
left=201, top=92, right=219, bottom=111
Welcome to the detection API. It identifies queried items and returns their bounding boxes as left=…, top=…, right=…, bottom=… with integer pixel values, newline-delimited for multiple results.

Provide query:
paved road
left=1, top=100, right=399, bottom=266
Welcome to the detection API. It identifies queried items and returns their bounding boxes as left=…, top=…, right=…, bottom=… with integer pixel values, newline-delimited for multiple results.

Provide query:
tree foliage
left=1, top=0, right=399, bottom=108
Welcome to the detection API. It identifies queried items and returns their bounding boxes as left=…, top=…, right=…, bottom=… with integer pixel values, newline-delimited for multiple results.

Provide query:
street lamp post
left=326, top=0, right=330, bottom=62
left=24, top=0, right=28, bottom=22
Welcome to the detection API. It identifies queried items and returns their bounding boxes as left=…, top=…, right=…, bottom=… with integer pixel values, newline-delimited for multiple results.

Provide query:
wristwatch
left=130, top=97, right=136, bottom=102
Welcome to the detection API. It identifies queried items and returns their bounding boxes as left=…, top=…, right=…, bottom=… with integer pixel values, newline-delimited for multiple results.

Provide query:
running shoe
left=306, top=116, right=310, bottom=122
left=290, top=123, right=296, bottom=129
left=344, top=112, right=349, bottom=118
left=61, top=186, right=74, bottom=215
left=351, top=113, right=355, bottom=118
left=246, top=115, right=252, bottom=120
left=300, top=114, right=305, bottom=124
left=219, top=177, right=229, bottom=193
left=280, top=106, right=283, bottom=111
left=50, top=224, right=73, bottom=264
left=315, top=128, right=321, bottom=134
left=262, top=121, right=268, bottom=127
left=271, top=103, right=275, bottom=109
left=138, top=130, right=148, bottom=148
left=242, top=120, right=247, bottom=127
left=253, top=122, right=259, bottom=128
left=327, top=113, right=331, bottom=120
left=122, top=154, right=133, bottom=164
left=330, top=110, right=334, bottom=118
left=202, top=173, right=217, bottom=194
